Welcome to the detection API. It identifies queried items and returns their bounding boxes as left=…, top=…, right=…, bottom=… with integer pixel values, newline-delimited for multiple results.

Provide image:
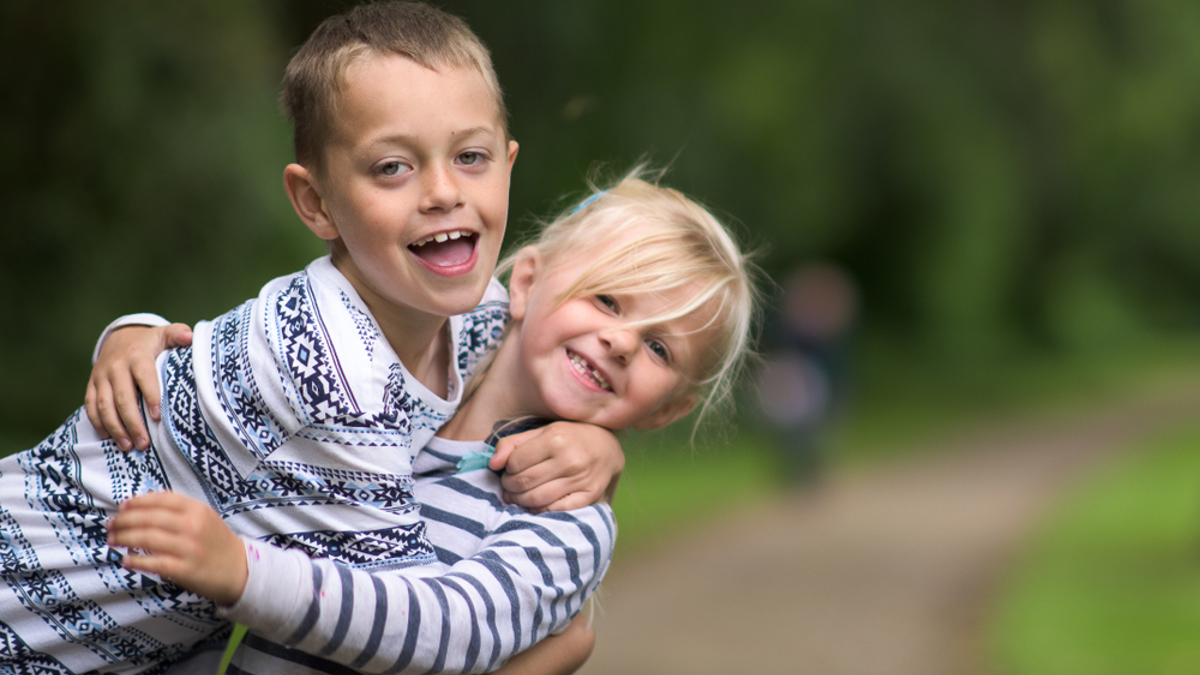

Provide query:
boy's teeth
left=570, top=353, right=611, bottom=391
left=414, top=230, right=468, bottom=247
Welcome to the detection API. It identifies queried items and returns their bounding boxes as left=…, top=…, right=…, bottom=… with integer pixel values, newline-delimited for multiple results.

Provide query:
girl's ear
left=507, top=247, right=542, bottom=321
left=634, top=393, right=697, bottom=431
left=284, top=163, right=339, bottom=241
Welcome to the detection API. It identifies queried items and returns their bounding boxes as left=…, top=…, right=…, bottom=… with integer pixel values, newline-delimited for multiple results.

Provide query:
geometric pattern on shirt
left=261, top=521, right=435, bottom=570
left=163, top=348, right=425, bottom=525
left=160, top=271, right=437, bottom=566
left=0, top=624, right=75, bottom=675
left=455, top=299, right=509, bottom=380
left=0, top=411, right=218, bottom=669
left=268, top=275, right=416, bottom=445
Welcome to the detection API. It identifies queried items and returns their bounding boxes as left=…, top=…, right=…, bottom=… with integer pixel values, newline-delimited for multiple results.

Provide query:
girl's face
left=505, top=246, right=710, bottom=431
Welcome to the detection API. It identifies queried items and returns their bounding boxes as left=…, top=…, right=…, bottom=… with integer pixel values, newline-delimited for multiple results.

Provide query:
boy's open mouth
left=569, top=350, right=612, bottom=392
left=409, top=230, right=477, bottom=268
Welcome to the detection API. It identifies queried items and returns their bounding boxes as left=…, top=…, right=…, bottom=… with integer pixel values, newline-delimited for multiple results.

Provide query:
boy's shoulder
left=452, top=277, right=509, bottom=381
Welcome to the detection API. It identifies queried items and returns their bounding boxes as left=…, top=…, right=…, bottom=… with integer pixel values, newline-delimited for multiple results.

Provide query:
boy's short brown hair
left=281, top=1, right=507, bottom=174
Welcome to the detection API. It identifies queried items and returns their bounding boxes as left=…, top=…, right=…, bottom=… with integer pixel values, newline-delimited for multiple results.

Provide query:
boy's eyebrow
left=366, top=126, right=501, bottom=150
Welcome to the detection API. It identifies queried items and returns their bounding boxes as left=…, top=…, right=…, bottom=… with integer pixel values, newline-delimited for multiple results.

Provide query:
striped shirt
left=218, top=436, right=615, bottom=674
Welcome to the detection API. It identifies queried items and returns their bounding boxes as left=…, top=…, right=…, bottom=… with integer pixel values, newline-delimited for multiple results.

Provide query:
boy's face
left=302, top=53, right=517, bottom=326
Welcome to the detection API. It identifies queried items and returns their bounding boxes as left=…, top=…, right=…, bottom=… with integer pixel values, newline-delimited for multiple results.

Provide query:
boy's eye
left=378, top=161, right=407, bottom=176
left=458, top=151, right=483, bottom=165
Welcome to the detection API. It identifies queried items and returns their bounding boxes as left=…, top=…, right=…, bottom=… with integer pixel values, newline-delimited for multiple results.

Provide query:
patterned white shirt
left=0, top=257, right=508, bottom=674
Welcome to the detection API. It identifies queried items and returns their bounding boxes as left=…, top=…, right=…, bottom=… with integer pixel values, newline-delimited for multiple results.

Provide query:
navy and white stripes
left=220, top=436, right=615, bottom=674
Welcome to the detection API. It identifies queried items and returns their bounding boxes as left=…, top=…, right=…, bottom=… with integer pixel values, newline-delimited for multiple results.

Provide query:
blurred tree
left=5, top=0, right=1200, bottom=451
left=0, top=1, right=317, bottom=447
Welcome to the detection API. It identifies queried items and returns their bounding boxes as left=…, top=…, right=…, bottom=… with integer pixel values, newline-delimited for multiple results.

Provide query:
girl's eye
left=458, top=151, right=484, bottom=166
left=596, top=295, right=618, bottom=312
left=646, top=339, right=669, bottom=362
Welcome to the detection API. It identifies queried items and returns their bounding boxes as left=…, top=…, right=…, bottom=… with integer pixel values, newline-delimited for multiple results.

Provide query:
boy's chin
left=431, top=284, right=493, bottom=317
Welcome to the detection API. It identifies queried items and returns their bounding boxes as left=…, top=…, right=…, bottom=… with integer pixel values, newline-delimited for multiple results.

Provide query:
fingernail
left=136, top=436, right=147, bottom=449
left=150, top=405, right=160, bottom=419
left=119, top=439, right=132, bottom=451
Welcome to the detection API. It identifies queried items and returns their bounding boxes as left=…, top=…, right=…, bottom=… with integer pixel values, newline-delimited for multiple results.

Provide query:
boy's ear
left=506, top=139, right=519, bottom=172
left=634, top=394, right=697, bottom=431
left=284, top=163, right=339, bottom=241
left=506, top=247, right=541, bottom=321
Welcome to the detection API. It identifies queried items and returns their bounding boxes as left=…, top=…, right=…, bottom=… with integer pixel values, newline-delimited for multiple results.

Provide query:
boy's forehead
left=332, top=52, right=506, bottom=142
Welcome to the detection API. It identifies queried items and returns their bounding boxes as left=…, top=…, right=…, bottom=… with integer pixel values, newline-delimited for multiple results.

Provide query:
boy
left=0, top=3, right=618, bottom=673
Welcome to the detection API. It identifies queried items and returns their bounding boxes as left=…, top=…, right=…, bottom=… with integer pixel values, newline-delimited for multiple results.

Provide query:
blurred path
left=578, top=383, right=1200, bottom=675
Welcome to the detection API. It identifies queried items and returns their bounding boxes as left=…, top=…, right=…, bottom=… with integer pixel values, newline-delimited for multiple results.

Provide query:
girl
left=102, top=169, right=758, bottom=675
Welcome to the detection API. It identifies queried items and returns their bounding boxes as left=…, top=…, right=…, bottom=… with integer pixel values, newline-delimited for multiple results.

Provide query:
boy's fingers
left=503, top=476, right=586, bottom=511
left=492, top=427, right=553, bottom=474
left=541, top=493, right=592, bottom=513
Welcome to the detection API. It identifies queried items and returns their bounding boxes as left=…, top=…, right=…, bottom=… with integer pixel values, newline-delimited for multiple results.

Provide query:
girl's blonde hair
left=498, top=167, right=760, bottom=427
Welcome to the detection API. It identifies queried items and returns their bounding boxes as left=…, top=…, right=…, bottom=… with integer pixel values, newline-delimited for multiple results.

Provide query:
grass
left=608, top=427, right=782, bottom=557
left=986, top=422, right=1200, bottom=675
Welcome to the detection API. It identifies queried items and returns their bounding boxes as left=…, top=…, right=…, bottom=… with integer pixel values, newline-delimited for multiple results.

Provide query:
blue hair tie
left=570, top=190, right=607, bottom=215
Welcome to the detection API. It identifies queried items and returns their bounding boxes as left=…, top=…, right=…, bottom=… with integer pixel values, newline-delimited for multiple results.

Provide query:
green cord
left=216, top=624, right=249, bottom=675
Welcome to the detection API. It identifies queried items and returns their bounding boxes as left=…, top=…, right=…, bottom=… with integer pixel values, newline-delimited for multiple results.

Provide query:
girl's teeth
left=570, top=353, right=611, bottom=391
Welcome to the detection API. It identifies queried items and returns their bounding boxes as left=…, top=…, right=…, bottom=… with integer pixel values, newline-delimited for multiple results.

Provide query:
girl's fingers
left=119, top=490, right=192, bottom=512
left=121, top=551, right=185, bottom=579
left=111, top=528, right=182, bottom=554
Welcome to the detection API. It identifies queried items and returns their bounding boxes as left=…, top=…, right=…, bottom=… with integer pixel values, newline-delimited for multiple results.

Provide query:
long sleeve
left=220, top=470, right=615, bottom=675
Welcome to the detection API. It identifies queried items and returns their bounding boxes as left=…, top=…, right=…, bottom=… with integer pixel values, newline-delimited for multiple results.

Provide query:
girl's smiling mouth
left=568, top=349, right=611, bottom=392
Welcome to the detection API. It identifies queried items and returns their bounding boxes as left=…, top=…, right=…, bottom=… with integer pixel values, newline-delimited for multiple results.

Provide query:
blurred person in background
left=755, top=262, right=858, bottom=485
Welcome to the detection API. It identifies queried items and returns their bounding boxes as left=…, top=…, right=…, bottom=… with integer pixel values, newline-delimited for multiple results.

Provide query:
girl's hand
left=107, top=491, right=247, bottom=607
left=85, top=323, right=193, bottom=451
left=489, top=422, right=624, bottom=512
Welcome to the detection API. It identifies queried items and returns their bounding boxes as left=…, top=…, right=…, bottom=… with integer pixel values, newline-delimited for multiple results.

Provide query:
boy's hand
left=489, top=422, right=624, bottom=513
left=107, top=491, right=247, bottom=607
left=86, top=323, right=193, bottom=451
left=490, top=611, right=595, bottom=675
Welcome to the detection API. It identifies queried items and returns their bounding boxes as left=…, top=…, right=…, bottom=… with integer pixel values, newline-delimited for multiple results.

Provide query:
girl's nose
left=419, top=164, right=464, bottom=213
left=599, top=327, right=639, bottom=363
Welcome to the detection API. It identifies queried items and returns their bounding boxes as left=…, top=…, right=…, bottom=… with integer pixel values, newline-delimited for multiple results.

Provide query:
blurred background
left=4, top=1, right=1200, bottom=672
left=5, top=0, right=1200, bottom=446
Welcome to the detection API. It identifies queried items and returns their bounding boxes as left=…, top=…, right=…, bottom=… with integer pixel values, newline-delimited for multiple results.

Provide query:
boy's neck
left=437, top=338, right=528, bottom=441
left=379, top=313, right=452, bottom=400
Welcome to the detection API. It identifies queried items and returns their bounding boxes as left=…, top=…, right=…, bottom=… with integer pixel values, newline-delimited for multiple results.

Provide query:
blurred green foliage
left=4, top=0, right=1200, bottom=450
left=988, top=422, right=1200, bottom=674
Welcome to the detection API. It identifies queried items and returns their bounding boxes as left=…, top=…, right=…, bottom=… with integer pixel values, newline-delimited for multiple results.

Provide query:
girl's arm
left=109, top=484, right=615, bottom=675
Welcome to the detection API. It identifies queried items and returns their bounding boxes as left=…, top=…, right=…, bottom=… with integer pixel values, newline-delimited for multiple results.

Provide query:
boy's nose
left=599, top=327, right=639, bottom=363
left=419, top=164, right=463, bottom=212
